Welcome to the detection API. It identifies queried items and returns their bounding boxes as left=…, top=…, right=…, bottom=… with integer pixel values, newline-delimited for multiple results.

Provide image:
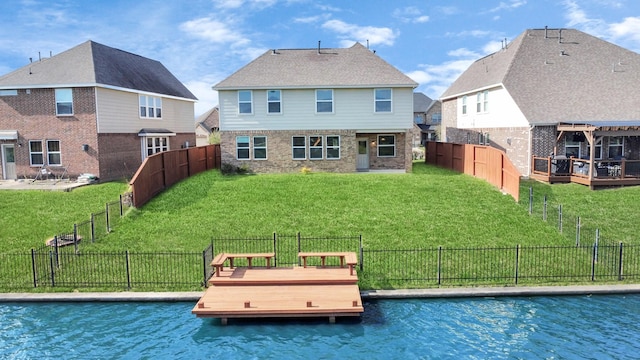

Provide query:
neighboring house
left=213, top=43, right=418, bottom=173
left=195, top=106, right=220, bottom=146
left=0, top=40, right=197, bottom=181
left=412, top=92, right=441, bottom=146
left=440, top=27, right=640, bottom=178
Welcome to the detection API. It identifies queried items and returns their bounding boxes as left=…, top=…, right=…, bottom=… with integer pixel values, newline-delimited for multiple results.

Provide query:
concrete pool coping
left=1, top=284, right=640, bottom=302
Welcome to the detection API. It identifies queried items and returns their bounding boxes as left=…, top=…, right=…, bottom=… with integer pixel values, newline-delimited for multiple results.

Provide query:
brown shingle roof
left=214, top=42, right=417, bottom=90
left=0, top=41, right=197, bottom=100
left=441, top=28, right=640, bottom=124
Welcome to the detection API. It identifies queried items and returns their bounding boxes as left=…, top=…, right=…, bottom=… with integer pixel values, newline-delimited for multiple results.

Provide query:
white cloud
left=483, top=41, right=503, bottom=54
left=294, top=14, right=330, bottom=24
left=179, top=17, right=250, bottom=46
left=447, top=48, right=481, bottom=58
left=321, top=19, right=397, bottom=46
left=392, top=7, right=430, bottom=24
left=609, top=17, right=640, bottom=44
left=487, top=0, right=527, bottom=13
left=445, top=30, right=494, bottom=38
left=186, top=79, right=220, bottom=117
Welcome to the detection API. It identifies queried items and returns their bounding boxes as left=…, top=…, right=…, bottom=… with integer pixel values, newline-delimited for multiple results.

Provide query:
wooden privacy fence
left=129, top=144, right=221, bottom=208
left=426, top=142, right=521, bottom=202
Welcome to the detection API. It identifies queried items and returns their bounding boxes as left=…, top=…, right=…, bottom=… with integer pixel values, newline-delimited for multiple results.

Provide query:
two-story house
left=213, top=43, right=418, bottom=173
left=413, top=92, right=442, bottom=146
left=440, top=28, right=640, bottom=179
left=0, top=40, right=197, bottom=181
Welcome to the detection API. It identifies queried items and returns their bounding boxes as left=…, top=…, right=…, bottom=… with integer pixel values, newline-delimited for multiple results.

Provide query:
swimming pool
left=1, top=295, right=639, bottom=359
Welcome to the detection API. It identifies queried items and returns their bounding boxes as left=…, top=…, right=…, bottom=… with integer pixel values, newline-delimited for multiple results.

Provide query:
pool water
left=1, top=295, right=639, bottom=359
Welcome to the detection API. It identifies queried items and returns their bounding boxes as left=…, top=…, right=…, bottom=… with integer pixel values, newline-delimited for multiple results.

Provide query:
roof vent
left=560, top=50, right=567, bottom=56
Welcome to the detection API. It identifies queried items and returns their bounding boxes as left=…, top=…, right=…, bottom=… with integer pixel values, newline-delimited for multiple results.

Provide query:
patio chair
left=32, top=166, right=51, bottom=182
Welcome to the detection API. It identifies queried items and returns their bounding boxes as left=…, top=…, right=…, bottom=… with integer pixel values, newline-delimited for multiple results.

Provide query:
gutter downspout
left=528, top=125, right=534, bottom=177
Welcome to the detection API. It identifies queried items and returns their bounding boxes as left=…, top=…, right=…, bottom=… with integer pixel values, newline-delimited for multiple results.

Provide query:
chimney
left=317, top=40, right=321, bottom=54
left=545, top=26, right=548, bottom=39
left=558, top=28, right=562, bottom=43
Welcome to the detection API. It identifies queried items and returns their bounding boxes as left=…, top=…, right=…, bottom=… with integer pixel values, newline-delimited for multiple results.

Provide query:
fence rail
left=4, top=235, right=640, bottom=291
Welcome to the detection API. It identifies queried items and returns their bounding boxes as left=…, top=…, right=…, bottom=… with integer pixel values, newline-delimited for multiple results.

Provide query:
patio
left=531, top=121, right=640, bottom=189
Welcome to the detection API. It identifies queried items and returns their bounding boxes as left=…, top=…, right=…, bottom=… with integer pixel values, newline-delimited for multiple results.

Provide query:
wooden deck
left=193, top=259, right=364, bottom=324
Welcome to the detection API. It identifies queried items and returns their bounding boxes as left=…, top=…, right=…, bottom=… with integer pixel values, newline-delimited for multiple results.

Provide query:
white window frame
left=236, top=136, right=250, bottom=160
left=139, top=95, right=162, bottom=119
left=316, top=89, right=333, bottom=113
left=374, top=88, right=392, bottom=113
left=292, top=136, right=306, bottom=160
left=253, top=136, right=267, bottom=160
left=238, top=90, right=253, bottom=114
left=608, top=136, right=624, bottom=159
left=309, top=135, right=323, bottom=159
left=326, top=135, right=340, bottom=159
left=377, top=135, right=396, bottom=157
left=483, top=90, right=489, bottom=112
left=587, top=136, right=603, bottom=160
left=29, top=140, right=44, bottom=166
left=47, top=140, right=62, bottom=166
left=144, top=136, right=169, bottom=158
left=267, top=90, right=281, bottom=114
left=55, top=88, right=73, bottom=116
left=476, top=93, right=482, bottom=113
left=565, top=139, right=581, bottom=158
left=462, top=96, right=467, bottom=115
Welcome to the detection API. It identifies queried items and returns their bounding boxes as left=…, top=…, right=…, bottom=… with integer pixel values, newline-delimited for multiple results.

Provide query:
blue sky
left=0, top=0, right=639, bottom=116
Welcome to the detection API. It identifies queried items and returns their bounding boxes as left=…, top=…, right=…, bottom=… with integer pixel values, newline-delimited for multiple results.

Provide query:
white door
left=2, top=144, right=16, bottom=180
left=356, top=138, right=369, bottom=170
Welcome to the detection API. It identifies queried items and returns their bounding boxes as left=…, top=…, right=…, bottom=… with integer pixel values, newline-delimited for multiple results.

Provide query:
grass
left=2, top=162, right=640, bottom=291
left=92, top=162, right=568, bottom=252
left=0, top=181, right=129, bottom=252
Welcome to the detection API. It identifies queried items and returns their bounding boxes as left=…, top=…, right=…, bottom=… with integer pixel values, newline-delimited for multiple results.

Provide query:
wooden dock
left=192, top=253, right=364, bottom=324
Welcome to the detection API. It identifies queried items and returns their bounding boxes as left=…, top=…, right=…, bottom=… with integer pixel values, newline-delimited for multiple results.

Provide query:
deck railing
left=532, top=156, right=640, bottom=181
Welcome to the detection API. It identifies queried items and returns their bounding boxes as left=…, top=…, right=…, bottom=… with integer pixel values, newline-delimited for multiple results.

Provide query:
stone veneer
left=220, top=130, right=410, bottom=173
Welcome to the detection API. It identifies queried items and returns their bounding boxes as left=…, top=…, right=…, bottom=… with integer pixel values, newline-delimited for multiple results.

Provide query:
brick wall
left=220, top=130, right=409, bottom=173
left=0, top=87, right=99, bottom=179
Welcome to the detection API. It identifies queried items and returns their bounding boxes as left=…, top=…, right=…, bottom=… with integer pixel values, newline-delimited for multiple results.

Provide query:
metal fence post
left=558, top=205, right=563, bottom=233
left=575, top=216, right=581, bottom=247
left=49, top=251, right=55, bottom=287
left=297, top=232, right=301, bottom=266
left=591, top=239, right=598, bottom=281
left=618, top=242, right=624, bottom=281
left=125, top=250, right=131, bottom=289
left=53, top=236, right=59, bottom=268
left=119, top=194, right=124, bottom=217
left=202, top=248, right=208, bottom=288
left=437, top=246, right=442, bottom=285
left=31, top=248, right=37, bottom=288
left=273, top=232, right=277, bottom=267
left=515, top=245, right=520, bottom=285
left=359, top=234, right=363, bottom=271
left=595, top=229, right=599, bottom=264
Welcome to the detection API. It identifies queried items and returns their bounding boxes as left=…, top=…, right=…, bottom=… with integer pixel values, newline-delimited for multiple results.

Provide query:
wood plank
left=209, top=266, right=357, bottom=286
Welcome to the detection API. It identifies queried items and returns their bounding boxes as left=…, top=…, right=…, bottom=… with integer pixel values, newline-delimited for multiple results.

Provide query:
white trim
left=315, top=89, right=334, bottom=114
left=238, top=90, right=253, bottom=115
left=213, top=84, right=417, bottom=91
left=439, top=83, right=503, bottom=101
left=0, top=130, right=18, bottom=140
left=266, top=90, right=282, bottom=115
left=374, top=88, right=393, bottom=113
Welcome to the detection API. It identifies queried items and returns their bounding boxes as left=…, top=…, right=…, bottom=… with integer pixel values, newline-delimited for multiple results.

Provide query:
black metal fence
left=4, top=233, right=640, bottom=291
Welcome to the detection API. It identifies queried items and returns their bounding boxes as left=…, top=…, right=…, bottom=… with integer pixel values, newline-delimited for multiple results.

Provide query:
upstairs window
left=238, top=90, right=253, bottom=114
left=140, top=95, right=162, bottom=118
left=431, top=113, right=441, bottom=124
left=47, top=140, right=61, bottom=166
left=267, top=90, right=281, bottom=114
left=483, top=90, right=489, bottom=112
left=374, top=89, right=392, bottom=112
left=476, top=93, right=482, bottom=113
left=462, top=96, right=467, bottom=115
left=29, top=141, right=44, bottom=166
left=316, top=89, right=333, bottom=113
left=378, top=135, right=396, bottom=157
left=55, top=88, right=73, bottom=115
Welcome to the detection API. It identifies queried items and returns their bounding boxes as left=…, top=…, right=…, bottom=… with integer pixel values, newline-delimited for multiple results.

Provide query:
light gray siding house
left=440, top=28, right=640, bottom=179
left=213, top=43, right=418, bottom=173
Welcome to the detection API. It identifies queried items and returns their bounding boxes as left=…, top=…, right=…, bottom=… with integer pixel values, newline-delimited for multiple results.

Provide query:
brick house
left=440, top=28, right=640, bottom=178
left=195, top=107, right=219, bottom=147
left=213, top=43, right=418, bottom=173
left=0, top=40, right=197, bottom=181
left=412, top=92, right=442, bottom=146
